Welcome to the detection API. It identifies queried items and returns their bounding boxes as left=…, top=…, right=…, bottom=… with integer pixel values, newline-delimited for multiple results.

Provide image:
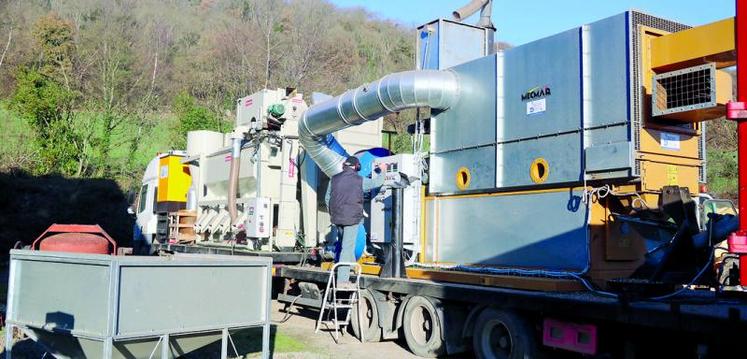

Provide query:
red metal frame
left=31, top=223, right=118, bottom=254
left=737, top=0, right=747, bottom=227
left=728, top=0, right=747, bottom=285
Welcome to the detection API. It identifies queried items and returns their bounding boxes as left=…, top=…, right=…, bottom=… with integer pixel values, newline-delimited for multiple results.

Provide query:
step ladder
left=315, top=262, right=364, bottom=343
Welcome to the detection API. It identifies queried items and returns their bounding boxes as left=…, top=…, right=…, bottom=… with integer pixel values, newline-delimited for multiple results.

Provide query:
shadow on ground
left=0, top=169, right=133, bottom=257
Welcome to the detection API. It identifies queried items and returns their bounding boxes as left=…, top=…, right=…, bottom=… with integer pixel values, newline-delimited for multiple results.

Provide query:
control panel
left=370, top=154, right=421, bottom=252
left=245, top=197, right=272, bottom=238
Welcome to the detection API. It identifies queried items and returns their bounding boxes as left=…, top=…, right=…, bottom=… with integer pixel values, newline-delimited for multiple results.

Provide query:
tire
left=472, top=308, right=539, bottom=359
left=351, top=289, right=382, bottom=342
left=402, top=296, right=446, bottom=357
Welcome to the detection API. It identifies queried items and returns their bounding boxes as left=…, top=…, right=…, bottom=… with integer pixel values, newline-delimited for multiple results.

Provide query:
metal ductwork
left=453, top=0, right=495, bottom=30
left=299, top=70, right=460, bottom=177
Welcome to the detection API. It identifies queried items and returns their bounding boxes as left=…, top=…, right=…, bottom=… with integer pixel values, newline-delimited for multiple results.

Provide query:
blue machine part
left=322, top=134, right=350, bottom=158
left=330, top=147, right=391, bottom=261
left=355, top=147, right=391, bottom=178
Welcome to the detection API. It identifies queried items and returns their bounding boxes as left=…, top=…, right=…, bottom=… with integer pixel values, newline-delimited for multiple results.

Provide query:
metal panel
left=650, top=17, right=735, bottom=71
left=430, top=54, right=497, bottom=193
left=432, top=54, right=497, bottom=153
left=585, top=142, right=633, bottom=173
left=429, top=189, right=589, bottom=271
left=431, top=146, right=496, bottom=193
left=416, top=19, right=487, bottom=70
left=496, top=135, right=581, bottom=188
left=502, top=29, right=582, bottom=141
left=9, top=260, right=111, bottom=337
left=116, top=265, right=266, bottom=336
left=587, top=13, right=631, bottom=129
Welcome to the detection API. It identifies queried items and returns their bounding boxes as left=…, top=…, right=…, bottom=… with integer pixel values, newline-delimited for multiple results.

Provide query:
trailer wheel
left=402, top=296, right=446, bottom=357
left=472, top=308, right=539, bottom=359
left=351, top=289, right=382, bottom=342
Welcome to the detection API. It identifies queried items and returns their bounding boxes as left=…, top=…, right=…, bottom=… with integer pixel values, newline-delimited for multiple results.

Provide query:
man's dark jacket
left=329, top=167, right=363, bottom=226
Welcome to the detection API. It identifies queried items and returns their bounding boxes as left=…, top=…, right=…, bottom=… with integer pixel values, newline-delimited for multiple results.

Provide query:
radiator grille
left=652, top=64, right=717, bottom=116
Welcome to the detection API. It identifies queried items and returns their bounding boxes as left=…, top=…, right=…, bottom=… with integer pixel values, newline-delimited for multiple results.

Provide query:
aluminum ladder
left=315, top=262, right=364, bottom=343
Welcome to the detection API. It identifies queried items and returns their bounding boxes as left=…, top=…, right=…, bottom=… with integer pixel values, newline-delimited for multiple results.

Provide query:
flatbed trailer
left=276, top=265, right=747, bottom=357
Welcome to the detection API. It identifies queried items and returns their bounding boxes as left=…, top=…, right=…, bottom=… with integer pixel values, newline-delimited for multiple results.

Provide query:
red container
left=32, top=224, right=117, bottom=255
left=39, top=232, right=111, bottom=254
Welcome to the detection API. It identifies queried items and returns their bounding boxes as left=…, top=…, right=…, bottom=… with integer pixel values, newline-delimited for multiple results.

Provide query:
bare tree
left=0, top=26, right=11, bottom=70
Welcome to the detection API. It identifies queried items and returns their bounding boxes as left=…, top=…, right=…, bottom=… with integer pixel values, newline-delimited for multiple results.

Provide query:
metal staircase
left=315, top=262, right=364, bottom=343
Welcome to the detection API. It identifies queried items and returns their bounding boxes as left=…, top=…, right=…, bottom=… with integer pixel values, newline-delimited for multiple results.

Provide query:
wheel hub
left=486, top=321, right=512, bottom=358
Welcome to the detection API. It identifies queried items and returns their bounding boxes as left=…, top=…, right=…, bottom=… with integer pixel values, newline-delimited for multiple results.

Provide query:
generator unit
left=299, top=9, right=736, bottom=286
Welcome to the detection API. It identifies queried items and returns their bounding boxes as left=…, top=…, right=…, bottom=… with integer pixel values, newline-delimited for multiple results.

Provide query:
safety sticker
left=666, top=165, right=678, bottom=185
left=526, top=98, right=546, bottom=115
left=660, top=132, right=680, bottom=150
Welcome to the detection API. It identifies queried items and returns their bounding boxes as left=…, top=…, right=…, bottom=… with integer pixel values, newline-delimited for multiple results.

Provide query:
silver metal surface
left=502, top=28, right=582, bottom=141
left=427, top=189, right=589, bottom=270
left=5, top=250, right=272, bottom=359
left=299, top=70, right=460, bottom=177
left=497, top=135, right=581, bottom=187
left=431, top=146, right=496, bottom=193
left=585, top=142, right=633, bottom=173
left=416, top=19, right=488, bottom=70
left=430, top=54, right=496, bottom=193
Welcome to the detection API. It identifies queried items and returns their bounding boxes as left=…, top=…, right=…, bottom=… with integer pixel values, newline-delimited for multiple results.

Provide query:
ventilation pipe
left=299, top=70, right=460, bottom=177
left=453, top=0, right=496, bottom=52
left=227, top=137, right=243, bottom=225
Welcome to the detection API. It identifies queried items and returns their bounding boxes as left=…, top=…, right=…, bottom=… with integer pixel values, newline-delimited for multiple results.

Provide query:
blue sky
left=328, top=0, right=735, bottom=46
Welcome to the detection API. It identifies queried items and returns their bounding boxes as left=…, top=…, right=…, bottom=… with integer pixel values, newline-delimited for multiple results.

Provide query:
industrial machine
left=275, top=0, right=747, bottom=357
left=135, top=88, right=383, bottom=259
left=298, top=6, right=740, bottom=289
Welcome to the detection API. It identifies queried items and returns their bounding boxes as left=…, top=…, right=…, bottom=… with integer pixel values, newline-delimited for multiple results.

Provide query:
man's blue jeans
left=335, top=223, right=359, bottom=284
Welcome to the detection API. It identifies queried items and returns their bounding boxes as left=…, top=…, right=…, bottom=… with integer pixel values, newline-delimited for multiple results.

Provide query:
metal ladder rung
left=315, top=262, right=365, bottom=344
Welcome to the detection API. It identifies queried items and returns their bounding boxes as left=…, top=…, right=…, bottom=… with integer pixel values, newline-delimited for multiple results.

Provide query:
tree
left=32, top=13, right=76, bottom=89
left=11, top=68, right=81, bottom=175
left=171, top=91, right=221, bottom=148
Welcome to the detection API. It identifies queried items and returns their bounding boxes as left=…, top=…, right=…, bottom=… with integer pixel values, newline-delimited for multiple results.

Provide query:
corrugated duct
left=299, top=70, right=461, bottom=177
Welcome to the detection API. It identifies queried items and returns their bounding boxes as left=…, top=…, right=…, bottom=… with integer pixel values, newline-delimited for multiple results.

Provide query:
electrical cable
left=273, top=295, right=302, bottom=324
left=646, top=217, right=716, bottom=301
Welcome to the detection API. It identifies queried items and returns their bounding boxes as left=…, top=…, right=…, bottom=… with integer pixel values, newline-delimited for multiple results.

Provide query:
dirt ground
left=263, top=300, right=422, bottom=359
left=1, top=300, right=423, bottom=359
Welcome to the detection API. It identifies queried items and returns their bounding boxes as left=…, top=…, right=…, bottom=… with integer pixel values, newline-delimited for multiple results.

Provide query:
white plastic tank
left=186, top=131, right=225, bottom=157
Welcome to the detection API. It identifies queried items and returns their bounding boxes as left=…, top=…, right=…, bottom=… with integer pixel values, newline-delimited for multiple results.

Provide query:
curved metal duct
left=299, top=70, right=461, bottom=177
left=452, top=0, right=489, bottom=21
left=451, top=0, right=495, bottom=30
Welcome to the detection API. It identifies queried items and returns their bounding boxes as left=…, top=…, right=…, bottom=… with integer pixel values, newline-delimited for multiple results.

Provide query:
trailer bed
left=278, top=265, right=747, bottom=334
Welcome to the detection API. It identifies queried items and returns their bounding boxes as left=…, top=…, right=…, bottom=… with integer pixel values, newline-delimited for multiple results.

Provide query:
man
left=327, top=155, right=385, bottom=287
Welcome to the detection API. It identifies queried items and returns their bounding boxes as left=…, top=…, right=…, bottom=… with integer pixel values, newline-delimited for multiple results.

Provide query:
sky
left=328, top=0, right=735, bottom=46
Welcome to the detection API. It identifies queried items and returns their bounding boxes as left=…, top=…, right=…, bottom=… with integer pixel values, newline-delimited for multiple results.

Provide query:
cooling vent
left=652, top=64, right=722, bottom=121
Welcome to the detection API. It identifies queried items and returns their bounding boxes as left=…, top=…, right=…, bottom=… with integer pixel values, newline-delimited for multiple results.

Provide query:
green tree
left=11, top=68, right=81, bottom=175
left=32, top=13, right=76, bottom=89
left=171, top=91, right=221, bottom=148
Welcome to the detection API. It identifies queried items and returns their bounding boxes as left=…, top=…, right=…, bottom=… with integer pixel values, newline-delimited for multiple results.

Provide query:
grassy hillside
left=0, top=0, right=415, bottom=192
